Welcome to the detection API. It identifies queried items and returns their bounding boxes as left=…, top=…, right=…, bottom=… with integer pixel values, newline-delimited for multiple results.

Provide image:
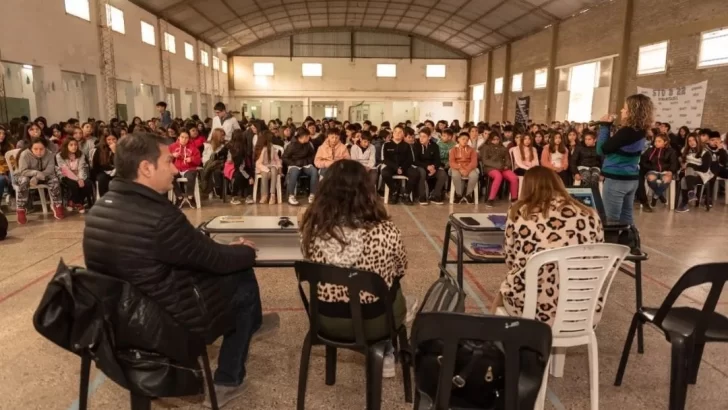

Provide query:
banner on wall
left=515, top=96, right=530, bottom=129
left=637, top=81, right=708, bottom=129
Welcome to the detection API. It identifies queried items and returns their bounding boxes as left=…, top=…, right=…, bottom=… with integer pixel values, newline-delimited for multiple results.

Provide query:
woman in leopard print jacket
left=299, top=159, right=408, bottom=341
left=497, top=166, right=604, bottom=325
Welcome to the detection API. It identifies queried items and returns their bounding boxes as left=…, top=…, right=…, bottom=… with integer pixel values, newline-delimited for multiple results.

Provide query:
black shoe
left=454, top=194, right=462, bottom=203
left=641, top=202, right=653, bottom=213
left=188, top=197, right=197, bottom=209
left=432, top=196, right=444, bottom=205
left=418, top=196, right=429, bottom=205
left=175, top=197, right=184, bottom=208
left=706, top=200, right=713, bottom=211
left=650, top=197, right=657, bottom=208
left=658, top=195, right=667, bottom=204
left=485, top=199, right=495, bottom=208
left=402, top=194, right=414, bottom=206
left=389, top=193, right=400, bottom=205
left=465, top=194, right=474, bottom=204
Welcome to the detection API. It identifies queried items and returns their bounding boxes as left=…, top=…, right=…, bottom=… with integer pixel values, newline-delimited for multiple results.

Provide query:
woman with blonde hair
left=494, top=166, right=604, bottom=324
left=597, top=94, right=653, bottom=225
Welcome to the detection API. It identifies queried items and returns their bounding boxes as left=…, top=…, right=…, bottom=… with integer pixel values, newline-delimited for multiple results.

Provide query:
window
left=164, top=32, right=176, bottom=53
left=213, top=56, right=220, bottom=71
left=376, top=64, right=397, bottom=78
left=512, top=73, right=523, bottom=92
left=534, top=68, right=548, bottom=89
left=105, top=5, right=125, bottom=34
left=222, top=60, right=228, bottom=73
left=567, top=62, right=599, bottom=122
left=426, top=64, right=446, bottom=78
left=472, top=84, right=485, bottom=123
left=201, top=50, right=209, bottom=67
left=637, top=41, right=668, bottom=75
left=698, top=27, right=728, bottom=68
left=494, top=77, right=503, bottom=94
left=65, top=0, right=90, bottom=21
left=325, top=106, right=338, bottom=118
left=302, top=63, right=323, bottom=77
left=184, top=42, right=194, bottom=61
left=140, top=21, right=155, bottom=46
left=253, top=62, right=274, bottom=76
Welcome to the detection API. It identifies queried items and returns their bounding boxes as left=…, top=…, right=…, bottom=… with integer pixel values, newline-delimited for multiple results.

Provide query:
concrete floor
left=1, top=198, right=728, bottom=410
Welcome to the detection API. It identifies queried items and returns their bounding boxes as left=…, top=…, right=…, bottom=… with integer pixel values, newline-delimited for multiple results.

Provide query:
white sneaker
left=230, top=197, right=241, bottom=205
left=382, top=352, right=396, bottom=378
left=245, top=196, right=255, bottom=204
left=308, top=194, right=315, bottom=203
left=288, top=195, right=299, bottom=206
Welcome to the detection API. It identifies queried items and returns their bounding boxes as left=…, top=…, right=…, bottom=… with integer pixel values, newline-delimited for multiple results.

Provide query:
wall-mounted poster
left=515, top=96, right=530, bottom=129
left=637, top=81, right=707, bottom=129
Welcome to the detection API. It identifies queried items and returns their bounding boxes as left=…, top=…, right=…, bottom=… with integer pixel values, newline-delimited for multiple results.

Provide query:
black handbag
left=414, top=271, right=506, bottom=409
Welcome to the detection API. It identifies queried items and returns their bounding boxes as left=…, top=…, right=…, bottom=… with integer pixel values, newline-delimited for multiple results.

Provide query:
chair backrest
left=294, top=261, right=397, bottom=347
left=411, top=312, right=552, bottom=410
left=4, top=148, right=20, bottom=179
left=652, top=262, right=728, bottom=341
left=522, top=243, right=630, bottom=338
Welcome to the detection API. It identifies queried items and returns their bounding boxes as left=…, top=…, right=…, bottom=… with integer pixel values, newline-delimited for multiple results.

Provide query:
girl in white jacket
left=349, top=131, right=378, bottom=187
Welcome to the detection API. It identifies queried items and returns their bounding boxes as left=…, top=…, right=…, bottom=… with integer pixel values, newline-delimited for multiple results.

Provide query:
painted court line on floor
left=402, top=206, right=567, bottom=410
left=0, top=254, right=84, bottom=305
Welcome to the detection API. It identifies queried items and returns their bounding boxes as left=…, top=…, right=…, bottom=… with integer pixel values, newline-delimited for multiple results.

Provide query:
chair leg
left=129, top=393, right=151, bottom=410
left=39, top=188, right=48, bottom=214
left=669, top=338, right=690, bottom=410
left=449, top=182, right=455, bottom=204
left=398, top=327, right=413, bottom=403
left=222, top=178, right=228, bottom=203
left=296, top=333, right=313, bottom=410
left=366, top=345, right=386, bottom=410
left=549, top=347, right=566, bottom=377
left=384, top=185, right=390, bottom=204
left=687, top=342, right=705, bottom=384
left=413, top=390, right=421, bottom=410
left=201, top=350, right=219, bottom=410
left=587, top=334, right=599, bottom=410
left=534, top=356, right=550, bottom=410
left=614, top=314, right=640, bottom=386
left=325, top=346, right=337, bottom=386
left=79, top=354, right=92, bottom=410
left=195, top=177, right=202, bottom=209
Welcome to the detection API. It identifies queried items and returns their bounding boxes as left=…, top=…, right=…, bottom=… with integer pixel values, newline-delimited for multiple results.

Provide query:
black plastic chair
left=411, top=312, right=552, bottom=410
left=294, top=261, right=412, bottom=410
left=614, top=263, right=728, bottom=410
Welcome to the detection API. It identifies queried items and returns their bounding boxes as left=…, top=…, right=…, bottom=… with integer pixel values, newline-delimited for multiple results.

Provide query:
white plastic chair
left=448, top=172, right=479, bottom=204
left=252, top=172, right=283, bottom=204
left=383, top=175, right=408, bottom=204
left=644, top=178, right=677, bottom=210
left=167, top=171, right=202, bottom=209
left=496, top=243, right=630, bottom=410
left=712, top=177, right=728, bottom=205
left=4, top=148, right=49, bottom=214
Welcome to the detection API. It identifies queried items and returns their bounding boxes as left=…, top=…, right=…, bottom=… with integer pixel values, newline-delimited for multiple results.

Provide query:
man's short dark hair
left=424, top=120, right=434, bottom=127
left=709, top=131, right=722, bottom=140
left=156, top=101, right=167, bottom=109
left=418, top=127, right=432, bottom=137
left=296, top=127, right=310, bottom=138
left=213, top=102, right=226, bottom=112
left=116, top=132, right=171, bottom=180
left=326, top=128, right=340, bottom=137
left=443, top=128, right=454, bottom=137
left=404, top=127, right=415, bottom=137
left=662, top=122, right=671, bottom=131
left=361, top=131, right=372, bottom=142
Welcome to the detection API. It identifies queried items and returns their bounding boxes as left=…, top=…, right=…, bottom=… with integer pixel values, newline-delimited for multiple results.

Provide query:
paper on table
left=219, top=216, right=245, bottom=223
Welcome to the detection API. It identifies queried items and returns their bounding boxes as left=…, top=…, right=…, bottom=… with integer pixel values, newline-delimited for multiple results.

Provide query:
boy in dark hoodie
left=283, top=127, right=318, bottom=205
left=381, top=125, right=419, bottom=205
left=641, top=133, right=679, bottom=207
left=570, top=130, right=602, bottom=187
left=706, top=131, right=728, bottom=206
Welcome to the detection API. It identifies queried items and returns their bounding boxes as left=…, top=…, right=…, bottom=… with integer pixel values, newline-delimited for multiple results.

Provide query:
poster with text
left=515, top=96, right=530, bottom=129
left=637, top=81, right=707, bottom=129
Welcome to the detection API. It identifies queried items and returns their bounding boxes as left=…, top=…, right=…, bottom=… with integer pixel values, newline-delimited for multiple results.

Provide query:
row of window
left=251, top=62, right=448, bottom=78
left=64, top=0, right=227, bottom=73
left=483, top=68, right=549, bottom=96
left=637, top=27, right=727, bottom=75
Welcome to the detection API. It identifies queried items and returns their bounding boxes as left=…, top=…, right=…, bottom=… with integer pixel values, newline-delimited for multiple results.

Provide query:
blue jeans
left=603, top=178, right=638, bottom=225
left=286, top=165, right=318, bottom=195
left=646, top=171, right=669, bottom=197
left=214, top=270, right=262, bottom=386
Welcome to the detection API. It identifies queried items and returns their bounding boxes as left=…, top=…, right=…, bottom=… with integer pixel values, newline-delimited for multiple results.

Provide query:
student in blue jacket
left=597, top=94, right=653, bottom=225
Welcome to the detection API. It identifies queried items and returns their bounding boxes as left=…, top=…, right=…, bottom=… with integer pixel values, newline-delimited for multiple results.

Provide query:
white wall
left=0, top=0, right=230, bottom=122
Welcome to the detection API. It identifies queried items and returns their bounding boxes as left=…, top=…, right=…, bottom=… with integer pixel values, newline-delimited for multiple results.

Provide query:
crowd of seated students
left=3, top=102, right=727, bottom=222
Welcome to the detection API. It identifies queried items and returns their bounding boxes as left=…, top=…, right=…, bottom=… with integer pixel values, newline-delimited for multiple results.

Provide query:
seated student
left=493, top=166, right=604, bottom=324
left=413, top=127, right=447, bottom=205
left=541, top=132, right=570, bottom=185
left=169, top=131, right=202, bottom=209
left=706, top=131, right=728, bottom=207
left=570, top=130, right=602, bottom=188
left=0, top=127, right=14, bottom=202
left=255, top=131, right=282, bottom=204
left=308, top=122, right=324, bottom=151
left=467, top=125, right=486, bottom=150
left=449, top=132, right=479, bottom=203
left=641, top=133, right=679, bottom=207
left=350, top=131, right=378, bottom=188
left=314, top=128, right=350, bottom=179
left=227, top=129, right=255, bottom=205
left=187, top=123, right=206, bottom=155
left=510, top=133, right=539, bottom=175
left=479, top=132, right=518, bottom=207
left=283, top=127, right=318, bottom=206
left=436, top=128, right=456, bottom=169
left=56, top=138, right=93, bottom=213
left=299, top=159, right=411, bottom=378
left=201, top=128, right=228, bottom=199
left=381, top=125, right=419, bottom=205
left=404, top=127, right=416, bottom=145
left=677, top=134, right=712, bottom=213
left=15, top=137, right=64, bottom=224
left=92, top=134, right=117, bottom=197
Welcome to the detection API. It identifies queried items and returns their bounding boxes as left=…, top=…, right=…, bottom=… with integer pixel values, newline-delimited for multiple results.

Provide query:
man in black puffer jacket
left=84, top=132, right=269, bottom=407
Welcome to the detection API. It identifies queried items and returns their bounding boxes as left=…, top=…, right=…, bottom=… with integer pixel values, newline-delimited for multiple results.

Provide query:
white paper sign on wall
left=637, top=81, right=708, bottom=129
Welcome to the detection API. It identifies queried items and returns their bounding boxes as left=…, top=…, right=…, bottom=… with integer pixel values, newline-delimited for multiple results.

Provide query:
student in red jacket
left=187, top=123, right=206, bottom=155
left=169, top=131, right=202, bottom=208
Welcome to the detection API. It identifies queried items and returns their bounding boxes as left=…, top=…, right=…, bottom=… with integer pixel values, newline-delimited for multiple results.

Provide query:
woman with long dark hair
left=300, top=159, right=411, bottom=378
left=676, top=134, right=712, bottom=212
left=92, top=134, right=117, bottom=196
left=56, top=137, right=93, bottom=212
left=597, top=94, right=653, bottom=225
left=254, top=130, right=281, bottom=204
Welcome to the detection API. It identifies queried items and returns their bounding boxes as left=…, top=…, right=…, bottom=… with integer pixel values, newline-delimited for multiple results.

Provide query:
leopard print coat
left=500, top=197, right=604, bottom=325
left=303, top=220, right=407, bottom=304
